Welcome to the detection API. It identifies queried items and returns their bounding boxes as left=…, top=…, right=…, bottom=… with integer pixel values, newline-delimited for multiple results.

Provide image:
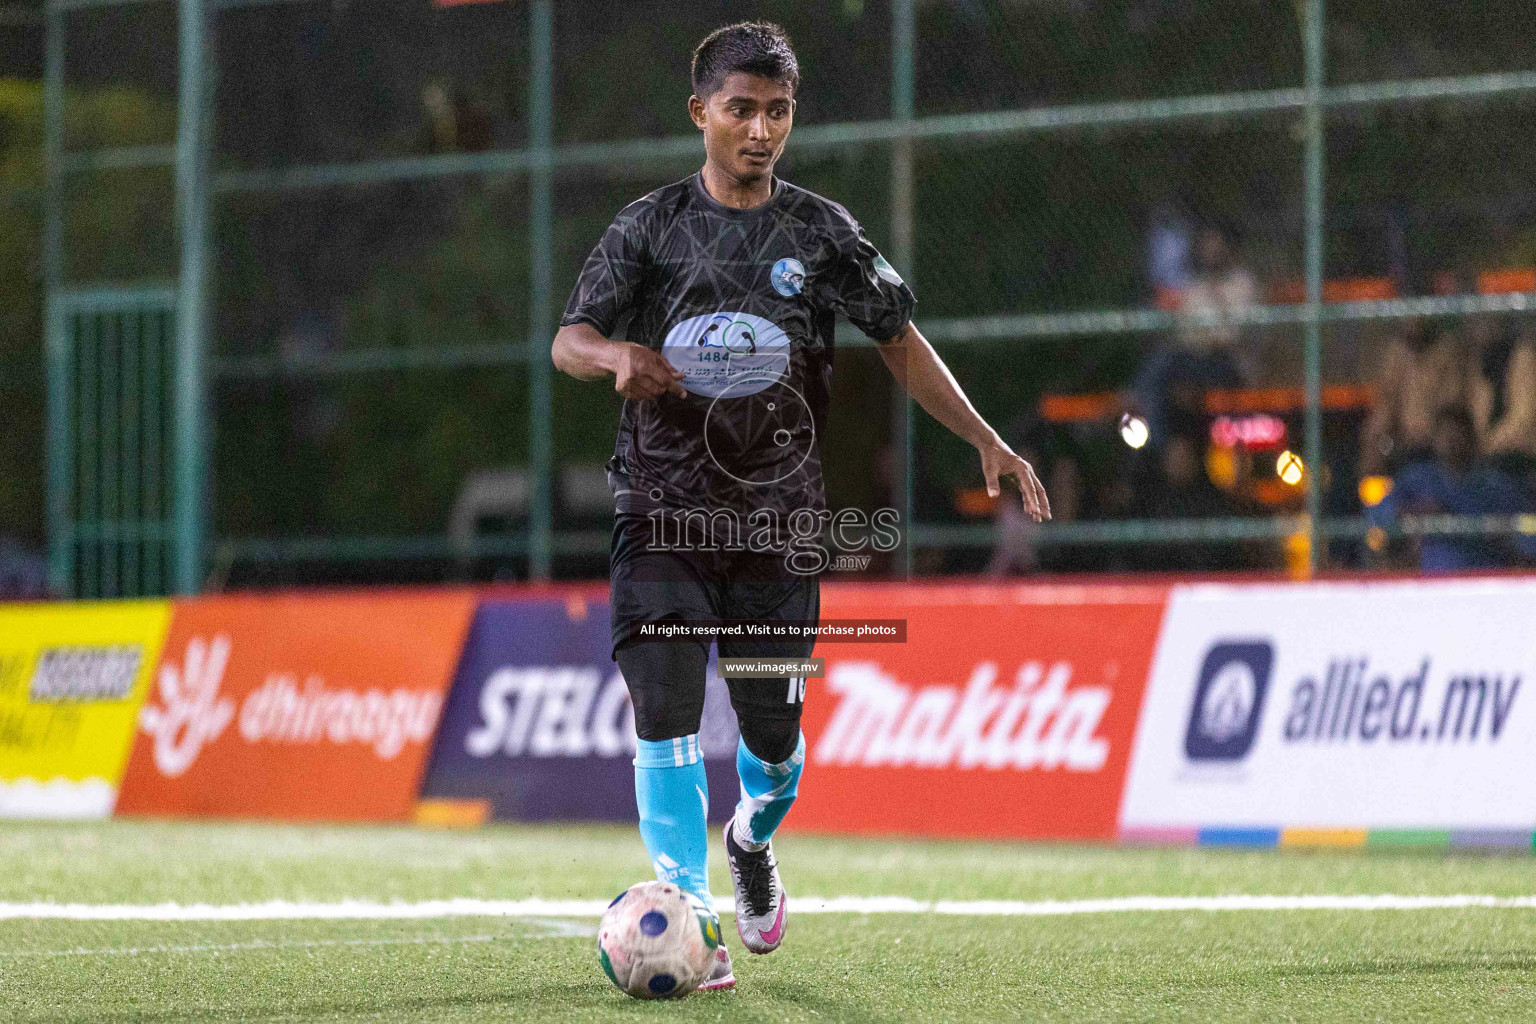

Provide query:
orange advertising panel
left=116, top=590, right=476, bottom=821
left=792, top=583, right=1169, bottom=841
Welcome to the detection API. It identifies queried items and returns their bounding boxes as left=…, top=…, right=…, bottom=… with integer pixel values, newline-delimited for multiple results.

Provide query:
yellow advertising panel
left=0, top=600, right=171, bottom=818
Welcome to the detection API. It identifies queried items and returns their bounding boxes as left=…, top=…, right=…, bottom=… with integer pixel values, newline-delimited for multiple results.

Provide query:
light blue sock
left=634, top=735, right=712, bottom=910
left=732, top=732, right=805, bottom=851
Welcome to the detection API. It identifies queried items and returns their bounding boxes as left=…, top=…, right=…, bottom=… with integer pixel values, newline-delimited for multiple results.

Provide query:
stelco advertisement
left=418, top=594, right=743, bottom=823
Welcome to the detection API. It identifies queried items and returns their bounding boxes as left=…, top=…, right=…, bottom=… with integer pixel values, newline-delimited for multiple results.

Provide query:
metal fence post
left=528, top=0, right=554, bottom=580
left=41, top=5, right=62, bottom=292
left=43, top=1, right=70, bottom=595
left=1302, top=0, right=1326, bottom=574
left=891, top=0, right=915, bottom=577
left=173, top=0, right=211, bottom=594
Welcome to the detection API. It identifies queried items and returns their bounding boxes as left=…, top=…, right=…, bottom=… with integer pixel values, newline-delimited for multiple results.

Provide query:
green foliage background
left=7, top=0, right=1536, bottom=562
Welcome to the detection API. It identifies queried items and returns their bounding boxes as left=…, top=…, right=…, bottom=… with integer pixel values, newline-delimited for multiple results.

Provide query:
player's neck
left=700, top=161, right=775, bottom=210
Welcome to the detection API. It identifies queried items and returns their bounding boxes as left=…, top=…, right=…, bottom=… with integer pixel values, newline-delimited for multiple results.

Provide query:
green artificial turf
left=1, top=820, right=1534, bottom=1023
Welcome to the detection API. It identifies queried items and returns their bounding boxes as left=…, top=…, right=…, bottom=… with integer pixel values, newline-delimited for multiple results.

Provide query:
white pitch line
left=0, top=934, right=508, bottom=959
left=0, top=920, right=598, bottom=960
left=927, top=895, right=1536, bottom=915
left=0, top=899, right=611, bottom=921
left=0, top=919, right=597, bottom=959
left=0, top=894, right=1534, bottom=922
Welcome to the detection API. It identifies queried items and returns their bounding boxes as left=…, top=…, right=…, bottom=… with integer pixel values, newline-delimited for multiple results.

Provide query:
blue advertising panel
left=419, top=596, right=740, bottom=821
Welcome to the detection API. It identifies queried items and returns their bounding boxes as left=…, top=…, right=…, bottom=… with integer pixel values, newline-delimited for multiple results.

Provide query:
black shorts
left=609, top=515, right=820, bottom=660
left=609, top=515, right=819, bottom=758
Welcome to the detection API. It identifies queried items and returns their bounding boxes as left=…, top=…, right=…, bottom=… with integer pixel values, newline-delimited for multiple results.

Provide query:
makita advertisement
left=791, top=583, right=1170, bottom=840
left=417, top=596, right=742, bottom=822
left=1119, top=579, right=1536, bottom=833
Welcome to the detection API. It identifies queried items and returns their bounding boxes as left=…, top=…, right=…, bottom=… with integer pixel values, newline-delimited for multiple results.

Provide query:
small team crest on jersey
left=770, top=257, right=806, bottom=297
left=873, top=253, right=904, bottom=287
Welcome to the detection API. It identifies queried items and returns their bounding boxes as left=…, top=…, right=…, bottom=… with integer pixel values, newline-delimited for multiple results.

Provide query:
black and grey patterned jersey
left=562, top=172, right=915, bottom=527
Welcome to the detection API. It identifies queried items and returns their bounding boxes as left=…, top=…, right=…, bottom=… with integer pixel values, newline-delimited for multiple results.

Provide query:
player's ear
left=688, top=94, right=707, bottom=131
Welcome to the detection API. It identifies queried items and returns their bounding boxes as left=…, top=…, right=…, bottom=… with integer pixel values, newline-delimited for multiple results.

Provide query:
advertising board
left=0, top=601, right=171, bottom=817
left=418, top=594, right=742, bottom=822
left=1120, top=579, right=1536, bottom=840
left=116, top=590, right=475, bottom=821
left=790, top=583, right=1169, bottom=840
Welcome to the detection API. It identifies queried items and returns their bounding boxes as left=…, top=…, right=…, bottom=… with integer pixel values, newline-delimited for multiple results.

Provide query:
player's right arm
left=552, top=323, right=685, bottom=399
left=552, top=197, right=684, bottom=400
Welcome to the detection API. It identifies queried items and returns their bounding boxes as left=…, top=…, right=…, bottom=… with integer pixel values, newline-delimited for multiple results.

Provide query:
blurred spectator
left=379, top=79, right=495, bottom=251
left=1177, top=224, right=1259, bottom=365
left=1471, top=316, right=1536, bottom=487
left=1371, top=407, right=1534, bottom=571
left=271, top=304, right=343, bottom=535
left=1045, top=457, right=1082, bottom=526
left=1360, top=317, right=1467, bottom=475
left=984, top=475, right=1040, bottom=576
left=1140, top=431, right=1255, bottom=571
left=1132, top=222, right=1256, bottom=446
left=0, top=539, right=47, bottom=600
left=985, top=413, right=1084, bottom=577
left=1145, top=432, right=1230, bottom=520
left=419, top=79, right=492, bottom=155
left=985, top=446, right=1081, bottom=577
left=1147, top=199, right=1194, bottom=292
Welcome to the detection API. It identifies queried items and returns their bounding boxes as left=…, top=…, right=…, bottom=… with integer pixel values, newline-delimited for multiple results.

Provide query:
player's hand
left=612, top=343, right=687, bottom=401
left=979, top=439, right=1051, bottom=522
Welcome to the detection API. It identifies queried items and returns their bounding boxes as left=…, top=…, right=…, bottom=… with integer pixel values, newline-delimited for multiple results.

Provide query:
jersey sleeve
left=560, top=204, right=650, bottom=336
left=814, top=216, right=916, bottom=344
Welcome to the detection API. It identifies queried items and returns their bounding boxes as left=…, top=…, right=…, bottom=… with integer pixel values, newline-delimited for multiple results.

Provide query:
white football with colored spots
left=597, top=881, right=720, bottom=999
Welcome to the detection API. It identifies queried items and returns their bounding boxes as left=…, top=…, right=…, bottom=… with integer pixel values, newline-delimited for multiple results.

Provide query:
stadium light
left=1119, top=413, right=1150, bottom=450
left=1276, top=450, right=1305, bottom=485
left=1358, top=475, right=1393, bottom=507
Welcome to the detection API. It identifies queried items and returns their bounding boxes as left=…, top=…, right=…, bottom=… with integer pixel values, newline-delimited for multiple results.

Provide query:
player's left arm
left=876, top=322, right=1051, bottom=522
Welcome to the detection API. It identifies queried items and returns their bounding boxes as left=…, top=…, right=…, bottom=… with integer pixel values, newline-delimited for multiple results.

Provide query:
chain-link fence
left=33, top=0, right=1536, bottom=594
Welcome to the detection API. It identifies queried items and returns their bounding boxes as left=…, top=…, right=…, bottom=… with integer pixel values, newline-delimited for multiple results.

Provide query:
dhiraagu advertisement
left=0, top=600, right=171, bottom=818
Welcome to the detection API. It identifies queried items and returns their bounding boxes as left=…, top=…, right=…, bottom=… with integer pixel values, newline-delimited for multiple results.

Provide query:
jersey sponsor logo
left=770, top=257, right=805, bottom=297
left=662, top=312, right=790, bottom=398
left=813, top=660, right=1112, bottom=771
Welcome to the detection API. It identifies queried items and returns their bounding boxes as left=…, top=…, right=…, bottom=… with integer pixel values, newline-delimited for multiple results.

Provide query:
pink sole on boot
left=696, top=945, right=736, bottom=992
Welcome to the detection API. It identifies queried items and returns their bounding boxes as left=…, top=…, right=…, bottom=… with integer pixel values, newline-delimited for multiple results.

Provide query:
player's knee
left=737, top=713, right=802, bottom=766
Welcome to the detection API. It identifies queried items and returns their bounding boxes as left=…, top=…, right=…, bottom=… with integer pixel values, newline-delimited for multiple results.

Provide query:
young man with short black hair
left=553, top=21, right=1048, bottom=991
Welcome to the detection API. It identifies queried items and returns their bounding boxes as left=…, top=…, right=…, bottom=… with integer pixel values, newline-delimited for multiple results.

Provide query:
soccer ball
left=597, top=881, right=720, bottom=999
